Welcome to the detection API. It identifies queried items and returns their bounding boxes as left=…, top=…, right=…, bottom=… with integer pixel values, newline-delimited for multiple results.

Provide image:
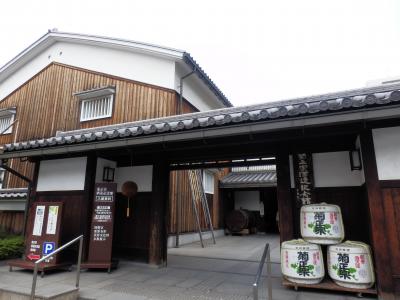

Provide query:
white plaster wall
left=373, top=126, right=400, bottom=180
left=0, top=200, right=26, bottom=211
left=114, top=165, right=153, bottom=192
left=37, top=157, right=87, bottom=191
left=234, top=191, right=260, bottom=211
left=0, top=41, right=176, bottom=101
left=175, top=63, right=225, bottom=111
left=312, top=152, right=363, bottom=187
left=95, top=158, right=117, bottom=183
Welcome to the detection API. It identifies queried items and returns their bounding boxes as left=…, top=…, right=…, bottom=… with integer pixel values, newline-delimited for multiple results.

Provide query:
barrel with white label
left=328, top=241, right=375, bottom=289
left=281, top=239, right=325, bottom=284
left=300, top=203, right=344, bottom=245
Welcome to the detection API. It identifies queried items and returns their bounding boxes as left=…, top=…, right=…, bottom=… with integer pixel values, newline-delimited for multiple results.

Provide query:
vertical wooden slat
left=360, top=130, right=395, bottom=299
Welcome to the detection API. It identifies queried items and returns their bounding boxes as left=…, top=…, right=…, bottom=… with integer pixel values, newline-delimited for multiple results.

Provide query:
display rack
left=282, top=278, right=377, bottom=298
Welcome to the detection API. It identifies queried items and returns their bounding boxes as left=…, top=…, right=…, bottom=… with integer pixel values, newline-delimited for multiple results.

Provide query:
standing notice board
left=82, top=182, right=118, bottom=272
left=8, top=201, right=69, bottom=273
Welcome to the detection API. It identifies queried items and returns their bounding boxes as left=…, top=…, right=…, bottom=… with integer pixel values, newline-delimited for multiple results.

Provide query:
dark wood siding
left=0, top=211, right=24, bottom=234
left=381, top=186, right=400, bottom=296
left=0, top=63, right=195, bottom=188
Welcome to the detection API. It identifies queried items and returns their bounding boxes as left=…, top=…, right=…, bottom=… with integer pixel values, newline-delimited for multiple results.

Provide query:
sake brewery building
left=1, top=31, right=400, bottom=300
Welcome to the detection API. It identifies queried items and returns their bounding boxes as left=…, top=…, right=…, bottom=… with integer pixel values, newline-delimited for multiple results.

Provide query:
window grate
left=0, top=115, right=14, bottom=134
left=0, top=169, right=5, bottom=189
left=80, top=95, right=113, bottom=122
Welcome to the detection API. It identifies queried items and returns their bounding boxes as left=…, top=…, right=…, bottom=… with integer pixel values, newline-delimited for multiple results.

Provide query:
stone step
left=0, top=284, right=78, bottom=300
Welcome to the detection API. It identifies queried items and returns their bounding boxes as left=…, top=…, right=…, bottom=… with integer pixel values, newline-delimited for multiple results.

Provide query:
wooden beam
left=276, top=150, right=294, bottom=242
left=359, top=130, right=395, bottom=300
left=149, top=158, right=169, bottom=266
left=83, top=155, right=98, bottom=259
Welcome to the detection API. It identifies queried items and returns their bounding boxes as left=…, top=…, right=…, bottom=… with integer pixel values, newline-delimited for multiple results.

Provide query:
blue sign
left=43, top=242, right=55, bottom=255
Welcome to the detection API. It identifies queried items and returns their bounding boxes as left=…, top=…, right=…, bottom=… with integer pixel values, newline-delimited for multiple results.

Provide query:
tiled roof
left=0, top=188, right=28, bottom=199
left=220, top=171, right=277, bottom=188
left=3, top=83, right=400, bottom=153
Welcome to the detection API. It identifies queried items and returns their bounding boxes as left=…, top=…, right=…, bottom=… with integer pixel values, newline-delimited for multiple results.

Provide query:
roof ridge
left=56, top=83, right=400, bottom=137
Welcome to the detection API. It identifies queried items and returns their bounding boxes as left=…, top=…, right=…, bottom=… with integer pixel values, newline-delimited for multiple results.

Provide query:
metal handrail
left=253, top=243, right=272, bottom=300
left=31, top=235, right=83, bottom=300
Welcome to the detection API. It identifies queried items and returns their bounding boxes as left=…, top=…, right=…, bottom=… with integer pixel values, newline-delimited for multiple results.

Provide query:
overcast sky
left=1, top=0, right=400, bottom=106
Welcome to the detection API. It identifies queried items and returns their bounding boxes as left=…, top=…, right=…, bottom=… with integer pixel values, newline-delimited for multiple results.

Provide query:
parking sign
left=43, top=242, right=55, bottom=255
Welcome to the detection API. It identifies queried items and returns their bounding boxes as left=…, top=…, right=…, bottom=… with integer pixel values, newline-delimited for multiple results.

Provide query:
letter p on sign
left=43, top=242, right=55, bottom=255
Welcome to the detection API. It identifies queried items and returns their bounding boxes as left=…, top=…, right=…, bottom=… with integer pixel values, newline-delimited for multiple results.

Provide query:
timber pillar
left=276, top=151, right=294, bottom=243
left=360, top=130, right=395, bottom=300
left=148, top=158, right=169, bottom=266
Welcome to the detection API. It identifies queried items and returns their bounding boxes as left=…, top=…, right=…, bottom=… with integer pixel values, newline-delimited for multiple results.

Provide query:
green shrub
left=0, top=236, right=24, bottom=260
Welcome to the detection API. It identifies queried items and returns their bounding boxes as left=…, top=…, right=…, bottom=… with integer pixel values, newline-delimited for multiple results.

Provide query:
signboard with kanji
left=293, top=153, right=315, bottom=207
left=84, top=182, right=117, bottom=268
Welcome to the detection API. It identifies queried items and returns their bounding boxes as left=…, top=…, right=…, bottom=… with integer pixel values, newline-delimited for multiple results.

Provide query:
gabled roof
left=3, top=82, right=400, bottom=158
left=0, top=30, right=232, bottom=107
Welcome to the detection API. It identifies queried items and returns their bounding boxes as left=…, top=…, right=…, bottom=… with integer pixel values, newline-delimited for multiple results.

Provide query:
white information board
left=32, top=205, right=45, bottom=236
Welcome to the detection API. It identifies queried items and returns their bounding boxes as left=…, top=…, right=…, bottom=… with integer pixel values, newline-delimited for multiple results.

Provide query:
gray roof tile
left=4, top=83, right=400, bottom=153
left=220, top=171, right=277, bottom=188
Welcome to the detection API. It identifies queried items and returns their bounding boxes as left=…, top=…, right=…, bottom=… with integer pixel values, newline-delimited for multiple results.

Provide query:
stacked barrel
left=281, top=203, right=375, bottom=289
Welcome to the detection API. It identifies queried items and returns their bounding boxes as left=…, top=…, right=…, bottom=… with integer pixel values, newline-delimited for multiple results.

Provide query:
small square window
left=80, top=95, right=114, bottom=122
left=74, top=86, right=115, bottom=122
left=0, top=108, right=16, bottom=135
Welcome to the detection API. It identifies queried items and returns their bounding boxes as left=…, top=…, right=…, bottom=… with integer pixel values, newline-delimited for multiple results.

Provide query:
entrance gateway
left=2, top=83, right=400, bottom=299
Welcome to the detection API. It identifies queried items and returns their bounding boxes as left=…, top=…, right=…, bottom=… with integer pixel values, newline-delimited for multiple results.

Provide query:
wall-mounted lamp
left=349, top=149, right=362, bottom=171
left=103, top=166, right=115, bottom=182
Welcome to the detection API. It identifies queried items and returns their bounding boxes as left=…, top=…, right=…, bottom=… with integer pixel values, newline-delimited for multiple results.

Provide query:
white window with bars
left=0, top=114, right=14, bottom=134
left=203, top=170, right=215, bottom=194
left=80, top=95, right=114, bottom=122
left=0, top=168, right=5, bottom=189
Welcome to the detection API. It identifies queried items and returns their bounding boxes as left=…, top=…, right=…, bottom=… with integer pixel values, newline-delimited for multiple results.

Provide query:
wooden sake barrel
left=225, top=209, right=255, bottom=233
left=328, top=241, right=375, bottom=289
left=300, top=202, right=345, bottom=245
left=281, top=239, right=325, bottom=285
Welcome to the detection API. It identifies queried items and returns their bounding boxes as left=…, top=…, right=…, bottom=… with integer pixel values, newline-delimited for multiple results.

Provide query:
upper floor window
left=0, top=168, right=5, bottom=189
left=203, top=170, right=215, bottom=194
left=0, top=108, right=16, bottom=135
left=74, top=86, right=115, bottom=122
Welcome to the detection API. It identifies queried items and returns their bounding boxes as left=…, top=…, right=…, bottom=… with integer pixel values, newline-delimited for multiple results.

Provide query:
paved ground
left=0, top=235, right=377, bottom=300
left=168, top=234, right=281, bottom=263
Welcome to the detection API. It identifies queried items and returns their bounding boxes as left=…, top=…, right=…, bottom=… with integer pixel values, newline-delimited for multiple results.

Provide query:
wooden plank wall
left=380, top=185, right=400, bottom=296
left=0, top=211, right=24, bottom=234
left=168, top=169, right=228, bottom=234
left=0, top=62, right=195, bottom=188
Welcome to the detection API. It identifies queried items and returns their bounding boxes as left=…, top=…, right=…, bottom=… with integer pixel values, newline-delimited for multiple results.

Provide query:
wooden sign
left=293, top=153, right=315, bottom=207
left=24, top=202, right=63, bottom=265
left=82, top=182, right=117, bottom=271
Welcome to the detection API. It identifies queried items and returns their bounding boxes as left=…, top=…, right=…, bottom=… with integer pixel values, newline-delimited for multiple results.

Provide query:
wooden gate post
left=360, top=130, right=394, bottom=300
left=149, top=158, right=169, bottom=266
left=276, top=151, right=294, bottom=243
